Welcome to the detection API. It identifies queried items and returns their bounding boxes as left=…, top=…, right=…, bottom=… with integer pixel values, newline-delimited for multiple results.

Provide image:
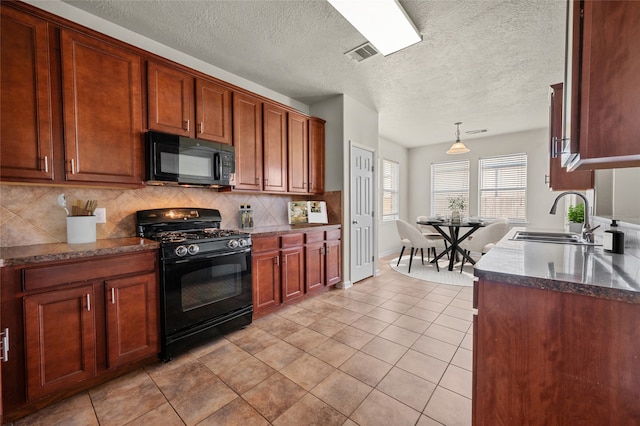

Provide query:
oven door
left=162, top=249, right=252, bottom=336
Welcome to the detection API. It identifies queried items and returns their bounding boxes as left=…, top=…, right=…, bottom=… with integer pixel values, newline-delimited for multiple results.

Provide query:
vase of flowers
left=448, top=196, right=466, bottom=224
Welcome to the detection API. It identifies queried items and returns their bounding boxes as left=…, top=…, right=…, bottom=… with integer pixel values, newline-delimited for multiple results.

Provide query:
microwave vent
left=345, top=42, right=379, bottom=62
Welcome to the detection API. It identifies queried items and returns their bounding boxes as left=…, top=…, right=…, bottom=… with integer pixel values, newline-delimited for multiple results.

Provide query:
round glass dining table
left=416, top=219, right=485, bottom=271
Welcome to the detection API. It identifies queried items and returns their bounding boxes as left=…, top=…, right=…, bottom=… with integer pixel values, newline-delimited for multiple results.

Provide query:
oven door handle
left=205, top=250, right=248, bottom=259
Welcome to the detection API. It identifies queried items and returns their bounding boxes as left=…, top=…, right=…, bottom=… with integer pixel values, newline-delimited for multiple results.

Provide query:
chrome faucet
left=549, top=191, right=599, bottom=243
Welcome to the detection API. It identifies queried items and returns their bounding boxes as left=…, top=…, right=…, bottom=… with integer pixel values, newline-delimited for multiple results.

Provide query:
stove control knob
left=175, top=245, right=188, bottom=257
left=187, top=244, right=200, bottom=255
left=238, top=238, right=249, bottom=247
left=227, top=239, right=239, bottom=249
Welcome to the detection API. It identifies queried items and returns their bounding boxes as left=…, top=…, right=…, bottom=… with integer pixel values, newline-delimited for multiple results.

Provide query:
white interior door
left=350, top=145, right=374, bottom=283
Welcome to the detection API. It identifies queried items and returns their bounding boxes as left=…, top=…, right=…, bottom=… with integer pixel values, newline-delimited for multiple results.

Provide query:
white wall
left=378, top=137, right=409, bottom=257
left=407, top=128, right=566, bottom=230
left=310, top=96, right=344, bottom=192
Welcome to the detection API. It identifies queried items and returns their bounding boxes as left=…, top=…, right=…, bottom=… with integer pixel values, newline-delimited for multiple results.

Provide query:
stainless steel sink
left=511, top=231, right=600, bottom=246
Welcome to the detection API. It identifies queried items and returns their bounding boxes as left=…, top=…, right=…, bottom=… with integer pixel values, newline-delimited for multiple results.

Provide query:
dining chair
left=396, top=219, right=442, bottom=272
left=416, top=216, right=449, bottom=260
left=458, top=219, right=509, bottom=273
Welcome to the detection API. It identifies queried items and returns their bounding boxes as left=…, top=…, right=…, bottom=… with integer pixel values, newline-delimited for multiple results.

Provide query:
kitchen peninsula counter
left=474, top=227, right=640, bottom=303
left=0, top=237, right=159, bottom=267
left=248, top=223, right=341, bottom=238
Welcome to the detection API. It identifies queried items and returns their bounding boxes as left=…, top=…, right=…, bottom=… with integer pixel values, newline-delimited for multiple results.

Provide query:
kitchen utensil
left=57, top=194, right=69, bottom=216
left=85, top=200, right=98, bottom=215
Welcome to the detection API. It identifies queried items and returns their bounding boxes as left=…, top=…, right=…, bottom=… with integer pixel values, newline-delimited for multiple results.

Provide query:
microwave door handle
left=214, top=152, right=221, bottom=180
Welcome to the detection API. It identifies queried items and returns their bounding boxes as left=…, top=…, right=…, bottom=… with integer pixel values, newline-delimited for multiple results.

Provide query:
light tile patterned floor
left=12, top=257, right=473, bottom=426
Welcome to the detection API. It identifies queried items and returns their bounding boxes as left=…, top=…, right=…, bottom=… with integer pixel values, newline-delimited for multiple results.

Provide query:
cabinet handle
left=275, top=256, right=279, bottom=266
left=111, top=287, right=115, bottom=305
left=70, top=159, right=75, bottom=174
left=42, top=156, right=48, bottom=173
left=545, top=174, right=550, bottom=184
left=321, top=247, right=326, bottom=255
left=0, top=328, right=9, bottom=362
left=198, top=122, right=204, bottom=134
left=86, top=294, right=91, bottom=311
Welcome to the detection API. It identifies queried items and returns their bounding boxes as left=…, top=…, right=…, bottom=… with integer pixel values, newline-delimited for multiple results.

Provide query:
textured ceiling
left=60, top=0, right=567, bottom=148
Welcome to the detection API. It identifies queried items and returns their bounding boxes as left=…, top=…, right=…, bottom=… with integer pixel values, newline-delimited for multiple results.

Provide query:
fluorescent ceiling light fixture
left=328, top=0, right=422, bottom=56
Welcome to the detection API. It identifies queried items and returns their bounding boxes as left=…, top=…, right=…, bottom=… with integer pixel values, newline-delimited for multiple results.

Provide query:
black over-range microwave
left=146, top=131, right=235, bottom=188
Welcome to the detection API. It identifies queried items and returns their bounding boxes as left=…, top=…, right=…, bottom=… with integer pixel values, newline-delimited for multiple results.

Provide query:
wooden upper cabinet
left=308, top=117, right=325, bottom=194
left=147, top=60, right=193, bottom=137
left=105, top=272, right=159, bottom=369
left=195, top=78, right=232, bottom=144
left=233, top=92, right=263, bottom=191
left=263, top=102, right=288, bottom=192
left=0, top=6, right=54, bottom=181
left=567, top=1, right=640, bottom=170
left=60, top=29, right=144, bottom=185
left=288, top=112, right=309, bottom=193
left=548, top=83, right=593, bottom=190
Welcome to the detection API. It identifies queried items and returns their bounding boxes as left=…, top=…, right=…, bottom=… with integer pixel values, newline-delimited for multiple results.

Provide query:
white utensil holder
left=67, top=216, right=96, bottom=244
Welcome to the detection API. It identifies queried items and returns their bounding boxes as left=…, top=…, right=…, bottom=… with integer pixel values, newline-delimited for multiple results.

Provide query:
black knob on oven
left=175, top=245, right=188, bottom=257
left=237, top=238, right=248, bottom=247
left=227, top=239, right=239, bottom=249
left=187, top=244, right=199, bottom=255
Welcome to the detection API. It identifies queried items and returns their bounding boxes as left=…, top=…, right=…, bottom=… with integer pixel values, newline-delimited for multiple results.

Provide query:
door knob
left=352, top=220, right=359, bottom=224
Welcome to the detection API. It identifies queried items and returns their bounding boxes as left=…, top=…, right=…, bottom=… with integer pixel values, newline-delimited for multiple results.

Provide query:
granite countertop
left=475, top=228, right=640, bottom=304
left=248, top=223, right=341, bottom=237
left=0, top=238, right=160, bottom=268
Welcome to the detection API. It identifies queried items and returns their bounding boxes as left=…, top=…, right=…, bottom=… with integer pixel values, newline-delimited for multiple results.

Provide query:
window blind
left=431, top=160, right=470, bottom=217
left=382, top=159, right=399, bottom=221
left=479, top=153, right=527, bottom=221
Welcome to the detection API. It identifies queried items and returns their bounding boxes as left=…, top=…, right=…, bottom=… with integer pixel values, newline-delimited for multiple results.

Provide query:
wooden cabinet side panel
left=0, top=6, right=54, bottom=181
left=474, top=280, right=640, bottom=424
left=233, top=92, right=263, bottom=190
left=252, top=251, right=280, bottom=312
left=308, top=118, right=325, bottom=194
left=24, top=285, right=97, bottom=401
left=281, top=247, right=304, bottom=302
left=287, top=112, right=308, bottom=193
left=196, top=78, right=232, bottom=144
left=263, top=102, right=288, bottom=192
left=105, top=272, right=159, bottom=368
left=580, top=2, right=640, bottom=160
left=60, top=29, right=144, bottom=185
left=147, top=61, right=193, bottom=137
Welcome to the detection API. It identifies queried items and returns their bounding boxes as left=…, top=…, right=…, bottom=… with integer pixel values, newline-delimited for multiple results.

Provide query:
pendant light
left=446, top=122, right=470, bottom=155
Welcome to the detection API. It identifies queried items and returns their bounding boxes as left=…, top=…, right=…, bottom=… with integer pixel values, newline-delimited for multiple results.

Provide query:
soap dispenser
left=603, top=219, right=624, bottom=254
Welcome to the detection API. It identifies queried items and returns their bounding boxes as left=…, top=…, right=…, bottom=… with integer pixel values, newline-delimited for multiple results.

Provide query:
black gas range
left=136, top=208, right=253, bottom=361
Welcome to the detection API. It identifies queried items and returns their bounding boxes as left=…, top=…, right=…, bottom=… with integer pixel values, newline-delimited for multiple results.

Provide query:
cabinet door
left=233, top=92, right=263, bottom=190
left=252, top=250, right=281, bottom=312
left=325, top=240, right=341, bottom=286
left=288, top=112, right=309, bottom=193
left=305, top=242, right=325, bottom=293
left=0, top=6, right=54, bottom=181
left=281, top=247, right=304, bottom=302
left=308, top=117, right=325, bottom=194
left=60, top=29, right=144, bottom=185
left=571, top=1, right=640, bottom=169
left=105, top=273, right=159, bottom=368
left=263, top=102, right=288, bottom=192
left=147, top=60, right=194, bottom=137
left=548, top=83, right=593, bottom=190
left=24, top=285, right=96, bottom=400
left=196, top=78, right=232, bottom=144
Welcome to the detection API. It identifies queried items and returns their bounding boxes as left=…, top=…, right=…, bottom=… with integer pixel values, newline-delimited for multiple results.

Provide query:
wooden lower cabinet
left=1, top=250, right=159, bottom=420
left=473, top=279, right=640, bottom=424
left=252, top=228, right=341, bottom=316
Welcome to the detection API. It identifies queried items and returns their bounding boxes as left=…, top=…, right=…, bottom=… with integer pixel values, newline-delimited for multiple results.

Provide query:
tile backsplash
left=0, top=184, right=342, bottom=247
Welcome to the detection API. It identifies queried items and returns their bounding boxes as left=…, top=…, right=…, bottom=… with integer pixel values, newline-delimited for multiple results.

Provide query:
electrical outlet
left=94, top=207, right=107, bottom=224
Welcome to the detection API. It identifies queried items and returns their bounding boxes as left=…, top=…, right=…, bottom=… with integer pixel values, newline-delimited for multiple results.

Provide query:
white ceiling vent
left=345, top=42, right=379, bottom=62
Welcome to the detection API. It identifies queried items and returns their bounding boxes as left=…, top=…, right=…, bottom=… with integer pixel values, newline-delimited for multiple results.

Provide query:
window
left=479, top=153, right=527, bottom=221
left=382, top=159, right=399, bottom=221
left=431, top=160, right=470, bottom=217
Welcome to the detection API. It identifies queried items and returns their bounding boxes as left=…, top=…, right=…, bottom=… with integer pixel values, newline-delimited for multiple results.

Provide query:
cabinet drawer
left=305, top=231, right=324, bottom=243
left=281, top=233, right=304, bottom=248
left=252, top=236, right=279, bottom=253
left=325, top=229, right=341, bottom=241
left=23, top=251, right=156, bottom=292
